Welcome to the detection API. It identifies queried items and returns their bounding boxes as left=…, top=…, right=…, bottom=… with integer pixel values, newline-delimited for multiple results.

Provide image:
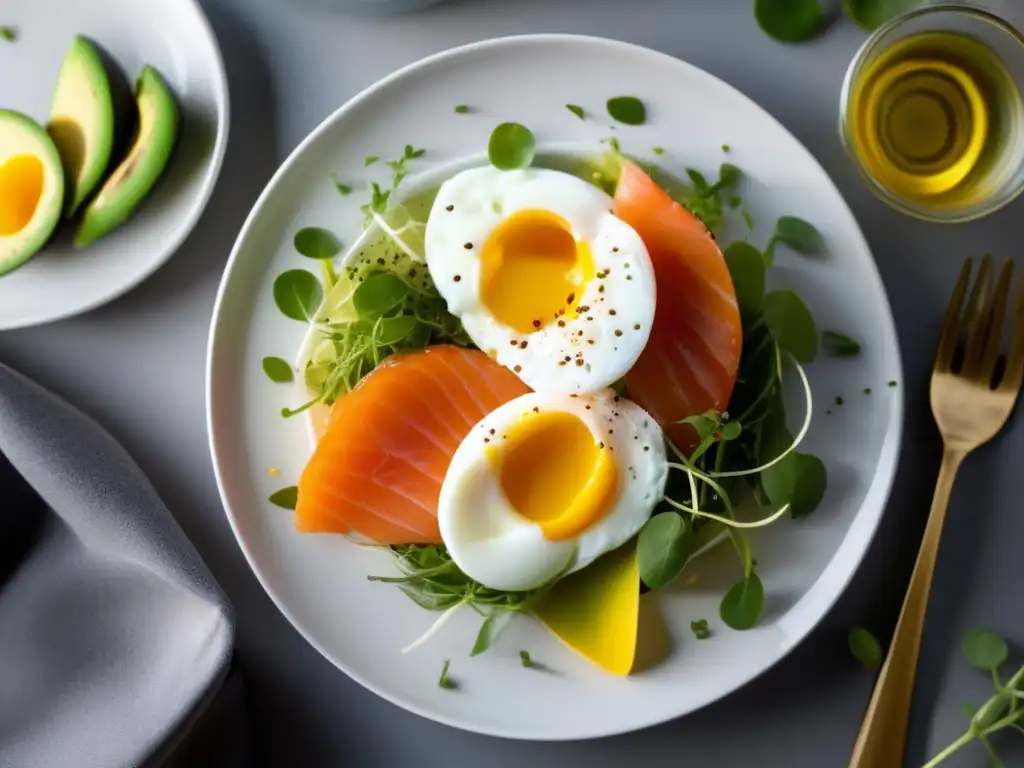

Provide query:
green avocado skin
left=0, top=110, right=65, bottom=278
left=74, top=66, right=180, bottom=249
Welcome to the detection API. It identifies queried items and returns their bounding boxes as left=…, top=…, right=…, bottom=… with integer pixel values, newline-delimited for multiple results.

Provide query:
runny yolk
left=478, top=209, right=594, bottom=334
left=0, top=154, right=45, bottom=236
left=489, top=410, right=618, bottom=541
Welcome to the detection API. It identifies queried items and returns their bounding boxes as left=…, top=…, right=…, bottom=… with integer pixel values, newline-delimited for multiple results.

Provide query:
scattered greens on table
left=754, top=0, right=927, bottom=43
left=848, top=627, right=883, bottom=669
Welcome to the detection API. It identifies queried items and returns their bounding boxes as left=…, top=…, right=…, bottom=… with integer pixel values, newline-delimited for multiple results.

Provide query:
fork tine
left=998, top=272, right=1024, bottom=394
left=973, top=259, right=1014, bottom=381
left=961, top=254, right=993, bottom=374
left=935, top=257, right=973, bottom=374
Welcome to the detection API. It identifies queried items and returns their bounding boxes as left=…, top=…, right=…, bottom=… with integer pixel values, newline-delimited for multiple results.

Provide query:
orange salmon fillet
left=613, top=161, right=743, bottom=451
left=295, top=345, right=531, bottom=544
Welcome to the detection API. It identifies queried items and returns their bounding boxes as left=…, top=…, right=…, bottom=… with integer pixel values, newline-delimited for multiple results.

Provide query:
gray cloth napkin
left=0, top=363, right=237, bottom=768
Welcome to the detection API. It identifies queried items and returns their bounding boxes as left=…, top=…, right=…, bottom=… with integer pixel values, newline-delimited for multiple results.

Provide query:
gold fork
left=849, top=255, right=1024, bottom=768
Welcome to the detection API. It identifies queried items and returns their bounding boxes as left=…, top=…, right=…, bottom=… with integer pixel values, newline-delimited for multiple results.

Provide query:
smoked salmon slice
left=295, top=345, right=531, bottom=544
left=612, top=160, right=743, bottom=451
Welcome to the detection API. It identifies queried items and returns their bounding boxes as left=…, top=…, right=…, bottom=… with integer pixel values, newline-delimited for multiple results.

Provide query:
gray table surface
left=3, top=0, right=1024, bottom=765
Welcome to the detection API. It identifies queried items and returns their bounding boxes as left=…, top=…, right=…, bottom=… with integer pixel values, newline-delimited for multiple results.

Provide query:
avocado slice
left=46, top=36, right=130, bottom=218
left=74, top=66, right=180, bottom=248
left=0, top=110, right=65, bottom=277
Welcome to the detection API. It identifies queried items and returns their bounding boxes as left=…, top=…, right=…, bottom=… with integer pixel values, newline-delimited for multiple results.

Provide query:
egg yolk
left=478, top=210, right=595, bottom=334
left=0, top=154, right=45, bottom=236
left=488, top=410, right=618, bottom=541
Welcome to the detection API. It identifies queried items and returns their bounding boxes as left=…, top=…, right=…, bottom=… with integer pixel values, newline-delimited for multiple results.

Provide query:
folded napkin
left=0, top=363, right=242, bottom=768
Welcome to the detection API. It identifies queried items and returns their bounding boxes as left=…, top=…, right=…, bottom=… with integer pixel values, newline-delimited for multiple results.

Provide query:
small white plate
left=0, top=0, right=228, bottom=330
left=207, top=35, right=904, bottom=740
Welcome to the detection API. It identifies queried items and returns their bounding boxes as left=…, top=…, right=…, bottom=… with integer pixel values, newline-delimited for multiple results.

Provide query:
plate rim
left=206, top=32, right=905, bottom=740
left=0, top=0, right=231, bottom=331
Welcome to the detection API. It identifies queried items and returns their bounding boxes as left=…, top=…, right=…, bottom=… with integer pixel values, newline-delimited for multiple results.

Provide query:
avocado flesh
left=74, top=66, right=179, bottom=249
left=46, top=36, right=126, bottom=217
left=0, top=110, right=65, bottom=277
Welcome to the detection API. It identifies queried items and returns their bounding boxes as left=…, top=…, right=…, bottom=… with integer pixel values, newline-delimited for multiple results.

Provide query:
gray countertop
left=3, top=0, right=1024, bottom=765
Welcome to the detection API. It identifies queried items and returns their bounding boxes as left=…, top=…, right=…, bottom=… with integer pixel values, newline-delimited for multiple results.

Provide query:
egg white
left=424, top=166, right=656, bottom=394
left=438, top=390, right=668, bottom=592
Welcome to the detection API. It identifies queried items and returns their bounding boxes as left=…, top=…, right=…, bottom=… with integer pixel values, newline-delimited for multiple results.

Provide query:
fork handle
left=848, top=447, right=965, bottom=768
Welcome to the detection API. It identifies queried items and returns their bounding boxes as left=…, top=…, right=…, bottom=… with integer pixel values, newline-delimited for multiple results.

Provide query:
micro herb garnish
left=823, top=330, right=861, bottom=356
left=566, top=104, right=585, bottom=120
left=520, top=650, right=533, bottom=667
left=680, top=163, right=742, bottom=233
left=636, top=222, right=830, bottom=628
left=764, top=215, right=823, bottom=266
left=438, top=659, right=455, bottom=689
left=488, top=122, right=536, bottom=171
left=262, top=356, right=294, bottom=383
left=924, top=629, right=1024, bottom=767
left=754, top=0, right=824, bottom=43
left=888, top=380, right=898, bottom=387
left=691, top=619, right=711, bottom=640
left=273, top=270, right=324, bottom=322
left=364, top=155, right=380, bottom=167
left=652, top=146, right=665, bottom=155
left=268, top=486, right=299, bottom=510
left=294, top=227, right=342, bottom=260
left=454, top=104, right=470, bottom=114
left=0, top=26, right=17, bottom=42
left=607, top=96, right=646, bottom=125
left=331, top=174, right=352, bottom=196
left=848, top=627, right=883, bottom=669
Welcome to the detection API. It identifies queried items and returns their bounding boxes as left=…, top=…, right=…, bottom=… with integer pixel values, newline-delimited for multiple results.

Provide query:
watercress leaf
left=789, top=453, right=827, bottom=518
left=724, top=241, right=766, bottom=319
left=606, top=96, right=646, bottom=125
left=679, top=411, right=719, bottom=441
left=754, top=0, right=824, bottom=43
left=262, top=356, right=294, bottom=383
left=488, top=122, right=536, bottom=171
left=848, top=627, right=883, bottom=670
left=842, top=0, right=921, bottom=31
left=720, top=420, right=742, bottom=441
left=637, top=512, right=689, bottom=589
left=763, top=289, right=818, bottom=362
left=354, top=274, right=410, bottom=319
left=294, top=227, right=342, bottom=260
left=823, top=330, right=862, bottom=356
left=720, top=573, right=764, bottom=630
left=774, top=216, right=823, bottom=254
left=566, top=104, right=585, bottom=120
left=712, top=163, right=741, bottom=192
left=686, top=168, right=711, bottom=194
left=375, top=315, right=418, bottom=345
left=273, top=270, right=323, bottom=322
left=964, top=629, right=1009, bottom=671
left=269, top=486, right=298, bottom=510
left=471, top=610, right=514, bottom=656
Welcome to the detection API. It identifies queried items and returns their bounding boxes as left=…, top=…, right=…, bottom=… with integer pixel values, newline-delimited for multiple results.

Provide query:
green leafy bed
left=263, top=114, right=878, bottom=661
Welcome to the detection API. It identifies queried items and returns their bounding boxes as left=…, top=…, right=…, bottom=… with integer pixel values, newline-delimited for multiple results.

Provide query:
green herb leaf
left=262, top=356, right=294, bottom=383
left=364, top=155, right=380, bottom=167
left=686, top=168, right=711, bottom=194
left=331, top=175, right=352, bottom=196
left=471, top=611, right=514, bottom=656
left=823, top=330, right=862, bottom=356
left=724, top=241, right=766, bottom=319
left=691, top=619, right=711, bottom=639
left=773, top=216, right=823, bottom=254
left=454, top=104, right=470, bottom=114
left=679, top=411, right=718, bottom=442
left=273, top=270, right=323, bottom=323
left=404, top=144, right=426, bottom=159
left=375, top=315, right=418, bottom=345
left=520, top=650, right=533, bottom=667
left=761, top=440, right=828, bottom=519
left=719, top=420, right=742, bottom=441
left=842, top=0, right=921, bottom=31
left=763, top=289, right=818, bottom=362
left=353, top=273, right=410, bottom=319
left=710, top=163, right=741, bottom=194
left=637, top=512, right=689, bottom=589
left=566, top=104, right=585, bottom=120
left=269, top=486, right=299, bottom=510
left=849, top=628, right=883, bottom=669
left=964, top=629, right=1009, bottom=671
left=606, top=96, right=646, bottom=125
left=294, top=227, right=342, bottom=260
left=754, top=0, right=824, bottom=43
left=652, top=146, right=665, bottom=155
left=438, top=659, right=455, bottom=689
left=488, top=122, right=536, bottom=171
left=0, top=26, right=18, bottom=42
left=720, top=573, right=764, bottom=630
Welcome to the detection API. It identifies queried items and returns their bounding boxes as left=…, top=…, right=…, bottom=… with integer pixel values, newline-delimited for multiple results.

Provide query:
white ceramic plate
left=0, top=0, right=228, bottom=330
left=207, top=34, right=904, bottom=740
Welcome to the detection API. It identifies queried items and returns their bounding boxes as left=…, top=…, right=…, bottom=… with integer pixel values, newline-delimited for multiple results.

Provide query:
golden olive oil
left=847, top=30, right=1024, bottom=211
